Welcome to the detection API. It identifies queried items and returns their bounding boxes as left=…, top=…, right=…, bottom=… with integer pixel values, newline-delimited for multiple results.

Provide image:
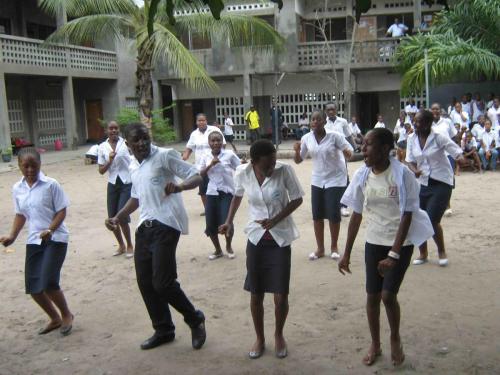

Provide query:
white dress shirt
left=130, top=145, right=199, bottom=234
left=406, top=131, right=463, bottom=186
left=487, top=106, right=500, bottom=129
left=200, top=149, right=240, bottom=195
left=374, top=122, right=386, bottom=129
left=404, top=104, right=418, bottom=114
left=300, top=131, right=353, bottom=188
left=461, top=102, right=472, bottom=117
left=349, top=122, right=362, bottom=135
left=233, top=162, right=305, bottom=247
left=97, top=137, right=132, bottom=184
left=450, top=110, right=469, bottom=128
left=387, top=23, right=408, bottom=37
left=472, top=100, right=484, bottom=122
left=186, top=125, right=225, bottom=170
left=13, top=172, right=70, bottom=245
left=481, top=130, right=496, bottom=152
left=341, top=158, right=433, bottom=247
left=224, top=118, right=234, bottom=136
left=471, top=123, right=485, bottom=144
left=325, top=116, right=353, bottom=138
left=432, top=117, right=457, bottom=140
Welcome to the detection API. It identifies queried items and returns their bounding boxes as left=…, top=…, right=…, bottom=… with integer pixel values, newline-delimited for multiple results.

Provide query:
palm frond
left=174, top=13, right=285, bottom=52
left=138, top=23, right=218, bottom=92
left=43, top=14, right=134, bottom=45
left=38, top=0, right=137, bottom=18
left=400, top=36, right=500, bottom=95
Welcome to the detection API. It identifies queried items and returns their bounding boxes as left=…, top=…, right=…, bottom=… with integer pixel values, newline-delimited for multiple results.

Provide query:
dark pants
left=134, top=221, right=201, bottom=335
left=249, top=129, right=260, bottom=144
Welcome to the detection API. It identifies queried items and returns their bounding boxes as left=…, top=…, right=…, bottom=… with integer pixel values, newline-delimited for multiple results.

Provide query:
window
left=0, top=18, right=11, bottom=35
left=26, top=22, right=56, bottom=40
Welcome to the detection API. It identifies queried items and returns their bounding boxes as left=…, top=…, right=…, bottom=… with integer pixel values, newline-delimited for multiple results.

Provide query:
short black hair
left=311, top=108, right=327, bottom=121
left=369, top=128, right=394, bottom=151
left=18, top=147, right=41, bottom=162
left=418, top=109, right=434, bottom=127
left=208, top=131, right=223, bottom=141
left=196, top=113, right=207, bottom=120
left=324, top=102, right=336, bottom=110
left=124, top=122, right=148, bottom=140
left=250, top=139, right=276, bottom=162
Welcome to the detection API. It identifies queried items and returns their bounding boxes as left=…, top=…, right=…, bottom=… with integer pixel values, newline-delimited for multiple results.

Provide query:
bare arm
left=293, top=142, right=303, bottom=164
left=338, top=212, right=363, bottom=275
left=377, top=212, right=412, bottom=276
left=98, top=151, right=116, bottom=175
left=407, top=161, right=422, bottom=177
left=40, top=208, right=67, bottom=241
left=0, top=214, right=27, bottom=247
left=219, top=195, right=243, bottom=235
left=182, top=148, right=193, bottom=161
left=256, top=197, right=303, bottom=230
left=105, top=197, right=139, bottom=231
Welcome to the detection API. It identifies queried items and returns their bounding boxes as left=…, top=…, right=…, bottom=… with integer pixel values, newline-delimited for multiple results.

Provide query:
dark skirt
left=198, top=174, right=209, bottom=196
left=25, top=241, right=68, bottom=294
left=107, top=176, right=132, bottom=222
left=244, top=238, right=291, bottom=294
left=205, top=191, right=233, bottom=236
left=419, top=178, right=452, bottom=223
left=311, top=185, right=345, bottom=222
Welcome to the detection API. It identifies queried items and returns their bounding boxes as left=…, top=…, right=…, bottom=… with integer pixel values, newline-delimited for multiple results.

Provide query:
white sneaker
left=330, top=252, right=340, bottom=260
left=444, top=208, right=452, bottom=217
left=341, top=207, right=350, bottom=217
left=438, top=258, right=449, bottom=267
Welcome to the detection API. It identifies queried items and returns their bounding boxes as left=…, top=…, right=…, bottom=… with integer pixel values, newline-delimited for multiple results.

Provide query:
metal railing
left=297, top=38, right=399, bottom=69
left=0, top=34, right=118, bottom=75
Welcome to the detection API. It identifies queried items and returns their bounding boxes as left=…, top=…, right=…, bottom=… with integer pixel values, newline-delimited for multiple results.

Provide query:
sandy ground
left=0, top=157, right=499, bottom=375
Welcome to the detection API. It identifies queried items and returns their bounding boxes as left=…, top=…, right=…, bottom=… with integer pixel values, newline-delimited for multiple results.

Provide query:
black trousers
left=134, top=221, right=201, bottom=335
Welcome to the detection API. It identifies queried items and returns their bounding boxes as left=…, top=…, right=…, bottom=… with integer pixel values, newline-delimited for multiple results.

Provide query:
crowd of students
left=1, top=94, right=497, bottom=367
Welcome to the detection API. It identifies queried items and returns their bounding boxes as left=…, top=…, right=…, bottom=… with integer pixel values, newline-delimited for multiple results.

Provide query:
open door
left=85, top=99, right=104, bottom=142
left=181, top=101, right=195, bottom=140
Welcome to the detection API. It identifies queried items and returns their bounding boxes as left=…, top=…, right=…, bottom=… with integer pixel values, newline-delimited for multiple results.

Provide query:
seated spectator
left=471, top=115, right=486, bottom=149
left=348, top=116, right=363, bottom=151
left=374, top=114, right=385, bottom=129
left=404, top=100, right=418, bottom=116
left=296, top=112, right=310, bottom=139
left=281, top=122, right=289, bottom=140
left=478, top=119, right=497, bottom=171
left=458, top=131, right=482, bottom=174
left=395, top=123, right=413, bottom=162
left=450, top=102, right=470, bottom=129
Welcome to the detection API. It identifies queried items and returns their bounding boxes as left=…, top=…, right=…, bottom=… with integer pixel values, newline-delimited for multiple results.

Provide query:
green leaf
left=148, top=0, right=162, bottom=36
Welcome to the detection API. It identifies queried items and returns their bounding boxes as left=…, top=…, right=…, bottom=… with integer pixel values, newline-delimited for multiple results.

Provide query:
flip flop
left=125, top=252, right=134, bottom=259
left=208, top=252, right=224, bottom=261
left=308, top=252, right=324, bottom=261
left=330, top=252, right=340, bottom=260
left=439, top=258, right=449, bottom=267
left=227, top=252, right=236, bottom=259
left=412, top=258, right=428, bottom=265
left=112, top=250, right=125, bottom=257
left=60, top=314, right=74, bottom=336
left=38, top=322, right=62, bottom=335
left=363, top=348, right=382, bottom=366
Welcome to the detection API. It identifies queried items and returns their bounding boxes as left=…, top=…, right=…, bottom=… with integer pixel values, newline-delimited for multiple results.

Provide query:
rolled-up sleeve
left=284, top=164, right=305, bottom=201
left=405, top=135, right=416, bottom=163
left=402, top=167, right=420, bottom=212
left=233, top=167, right=245, bottom=197
left=165, top=149, right=199, bottom=180
left=439, top=133, right=463, bottom=159
left=340, top=169, right=364, bottom=214
left=51, top=181, right=70, bottom=211
left=299, top=138, right=309, bottom=160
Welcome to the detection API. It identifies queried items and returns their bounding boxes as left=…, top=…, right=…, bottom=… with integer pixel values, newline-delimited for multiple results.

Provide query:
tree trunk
left=136, top=46, right=154, bottom=129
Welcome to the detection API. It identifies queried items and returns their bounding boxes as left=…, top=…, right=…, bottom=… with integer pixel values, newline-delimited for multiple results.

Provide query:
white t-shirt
left=325, top=116, right=353, bottom=138
left=487, top=106, right=500, bottom=129
left=299, top=131, right=353, bottom=188
left=364, top=168, right=410, bottom=246
left=461, top=102, right=472, bottom=117
left=199, top=149, right=240, bottom=195
left=481, top=130, right=496, bottom=151
left=13, top=172, right=70, bottom=245
left=462, top=137, right=477, bottom=152
left=233, top=162, right=305, bottom=247
left=387, top=23, right=408, bottom=37
left=472, top=100, right=485, bottom=122
left=374, top=122, right=386, bottom=129
left=405, top=104, right=418, bottom=114
left=298, top=117, right=309, bottom=129
left=471, top=123, right=485, bottom=143
left=349, top=122, right=362, bottom=135
left=224, top=117, right=234, bottom=136
left=450, top=110, right=469, bottom=128
left=186, top=125, right=226, bottom=170
left=97, top=137, right=132, bottom=184
left=130, top=146, right=198, bottom=234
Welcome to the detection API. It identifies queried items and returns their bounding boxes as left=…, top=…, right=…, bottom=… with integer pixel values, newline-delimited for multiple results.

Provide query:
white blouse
left=97, top=137, right=132, bottom=184
left=186, top=125, right=225, bottom=170
left=199, top=149, right=240, bottom=195
left=233, top=162, right=305, bottom=247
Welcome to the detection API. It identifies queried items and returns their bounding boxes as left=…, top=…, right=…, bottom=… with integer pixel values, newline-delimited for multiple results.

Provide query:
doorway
left=357, top=93, right=379, bottom=132
left=85, top=99, right=104, bottom=142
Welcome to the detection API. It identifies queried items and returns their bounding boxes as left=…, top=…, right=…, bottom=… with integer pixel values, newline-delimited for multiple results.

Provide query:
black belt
left=141, top=219, right=161, bottom=228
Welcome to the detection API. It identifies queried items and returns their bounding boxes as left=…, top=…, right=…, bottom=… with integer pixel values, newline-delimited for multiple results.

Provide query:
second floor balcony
left=297, top=38, right=399, bottom=71
left=0, top=34, right=118, bottom=79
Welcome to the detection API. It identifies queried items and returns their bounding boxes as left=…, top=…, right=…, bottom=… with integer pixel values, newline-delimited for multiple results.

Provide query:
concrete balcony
left=0, top=34, right=118, bottom=79
left=297, top=38, right=399, bottom=71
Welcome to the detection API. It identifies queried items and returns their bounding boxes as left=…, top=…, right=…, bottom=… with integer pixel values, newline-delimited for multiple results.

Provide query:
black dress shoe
left=140, top=332, right=175, bottom=350
left=190, top=311, right=206, bottom=350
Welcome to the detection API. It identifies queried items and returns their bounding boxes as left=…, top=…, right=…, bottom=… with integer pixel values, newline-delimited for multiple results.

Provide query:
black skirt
left=244, top=238, right=291, bottom=294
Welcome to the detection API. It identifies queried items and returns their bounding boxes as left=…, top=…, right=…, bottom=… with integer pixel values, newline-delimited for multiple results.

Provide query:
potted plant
left=1, top=145, right=13, bottom=162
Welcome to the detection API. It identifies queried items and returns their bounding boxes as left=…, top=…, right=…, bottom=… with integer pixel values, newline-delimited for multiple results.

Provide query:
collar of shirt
left=233, top=162, right=304, bottom=247
left=341, top=157, right=434, bottom=246
left=99, top=137, right=131, bottom=184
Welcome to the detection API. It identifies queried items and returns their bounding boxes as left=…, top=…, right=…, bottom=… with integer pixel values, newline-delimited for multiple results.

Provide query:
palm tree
left=39, top=0, right=284, bottom=124
left=394, top=0, right=500, bottom=95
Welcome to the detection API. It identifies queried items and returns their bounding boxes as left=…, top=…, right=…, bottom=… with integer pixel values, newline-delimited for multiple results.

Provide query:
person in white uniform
left=183, top=113, right=225, bottom=213
left=293, top=109, right=352, bottom=260
left=406, top=110, right=466, bottom=267
left=374, top=114, right=386, bottom=129
left=106, top=123, right=207, bottom=351
left=219, top=139, right=304, bottom=360
left=1, top=148, right=74, bottom=336
left=487, top=97, right=500, bottom=130
left=223, top=112, right=237, bottom=152
left=98, top=121, right=133, bottom=258
left=386, top=18, right=408, bottom=37
left=339, top=128, right=433, bottom=367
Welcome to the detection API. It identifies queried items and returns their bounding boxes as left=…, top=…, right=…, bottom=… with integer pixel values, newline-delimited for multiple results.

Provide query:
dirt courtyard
left=0, top=157, right=499, bottom=375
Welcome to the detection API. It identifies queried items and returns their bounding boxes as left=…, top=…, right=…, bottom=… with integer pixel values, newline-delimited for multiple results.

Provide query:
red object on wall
left=54, top=139, right=63, bottom=151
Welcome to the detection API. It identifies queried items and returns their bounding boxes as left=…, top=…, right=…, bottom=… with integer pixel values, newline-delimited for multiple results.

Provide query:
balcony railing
left=297, top=38, right=399, bottom=69
left=0, top=34, right=118, bottom=78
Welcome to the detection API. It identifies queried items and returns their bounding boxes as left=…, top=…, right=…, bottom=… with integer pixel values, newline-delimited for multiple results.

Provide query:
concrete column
left=414, top=0, right=422, bottom=30
left=62, top=77, right=78, bottom=149
left=56, top=5, right=68, bottom=28
left=170, top=84, right=182, bottom=140
left=243, top=73, right=252, bottom=111
left=0, top=73, right=12, bottom=152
